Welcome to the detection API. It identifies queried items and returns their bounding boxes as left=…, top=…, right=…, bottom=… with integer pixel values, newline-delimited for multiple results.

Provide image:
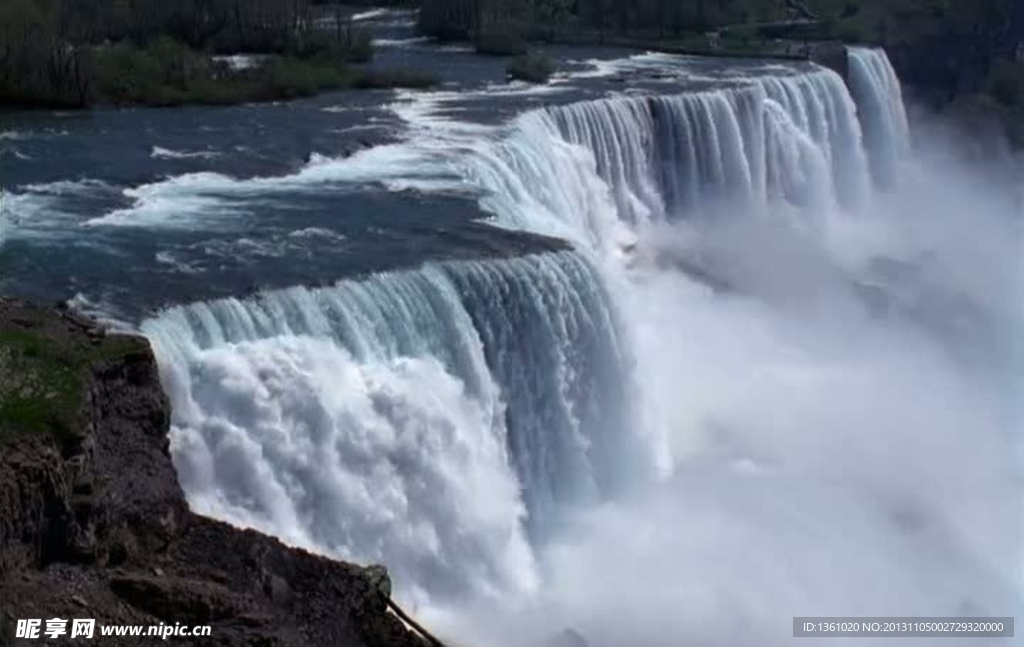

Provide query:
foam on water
left=85, top=144, right=466, bottom=228
left=3, top=179, right=119, bottom=240
left=351, top=8, right=391, bottom=21
left=375, top=36, right=431, bottom=47
left=151, top=146, right=222, bottom=160
left=84, top=172, right=244, bottom=229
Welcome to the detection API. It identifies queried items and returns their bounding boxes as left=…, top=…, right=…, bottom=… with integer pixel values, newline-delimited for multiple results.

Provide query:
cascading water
left=142, top=47, right=1020, bottom=646
left=466, top=67, right=873, bottom=250
left=847, top=47, right=912, bottom=186
left=142, top=251, right=637, bottom=603
left=444, top=52, right=1017, bottom=646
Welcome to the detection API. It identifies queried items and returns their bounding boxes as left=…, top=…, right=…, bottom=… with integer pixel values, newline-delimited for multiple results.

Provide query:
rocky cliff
left=0, top=298, right=437, bottom=646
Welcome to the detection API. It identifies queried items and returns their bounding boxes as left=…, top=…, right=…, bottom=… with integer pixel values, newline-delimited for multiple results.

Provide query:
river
left=1, top=11, right=1021, bottom=647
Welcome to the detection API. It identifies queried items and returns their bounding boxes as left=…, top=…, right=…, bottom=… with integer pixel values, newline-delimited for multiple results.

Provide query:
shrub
left=92, top=41, right=175, bottom=105
left=92, top=40, right=359, bottom=106
left=507, top=51, right=554, bottom=83
left=247, top=57, right=353, bottom=101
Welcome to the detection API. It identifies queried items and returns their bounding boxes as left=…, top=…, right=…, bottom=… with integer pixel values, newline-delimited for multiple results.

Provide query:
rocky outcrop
left=0, top=299, right=434, bottom=646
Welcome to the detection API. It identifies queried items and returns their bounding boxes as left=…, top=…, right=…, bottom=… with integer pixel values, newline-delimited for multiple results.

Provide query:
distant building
left=706, top=31, right=721, bottom=50
left=1016, top=42, right=1024, bottom=63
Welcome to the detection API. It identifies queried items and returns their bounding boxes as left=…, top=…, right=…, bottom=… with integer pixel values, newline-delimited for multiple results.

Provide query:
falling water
left=142, top=251, right=637, bottom=603
left=464, top=67, right=872, bottom=251
left=140, top=48, right=1020, bottom=646
left=847, top=47, right=912, bottom=186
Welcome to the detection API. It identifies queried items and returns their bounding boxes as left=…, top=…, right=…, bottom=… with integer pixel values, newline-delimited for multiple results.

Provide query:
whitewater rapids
left=139, top=48, right=1021, bottom=646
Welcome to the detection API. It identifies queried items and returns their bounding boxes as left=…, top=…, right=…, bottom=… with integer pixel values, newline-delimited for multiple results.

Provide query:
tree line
left=418, top=0, right=785, bottom=45
left=2, top=0, right=1021, bottom=108
left=0, top=0, right=372, bottom=107
left=417, top=0, right=1022, bottom=57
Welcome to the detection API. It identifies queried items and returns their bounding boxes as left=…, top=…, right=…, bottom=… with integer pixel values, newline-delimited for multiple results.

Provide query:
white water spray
left=142, top=251, right=640, bottom=605
left=140, top=48, right=1020, bottom=646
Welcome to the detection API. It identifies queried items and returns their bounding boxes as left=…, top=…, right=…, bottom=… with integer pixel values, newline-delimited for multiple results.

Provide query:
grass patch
left=507, top=51, right=555, bottom=83
left=0, top=328, right=84, bottom=447
left=0, top=320, right=149, bottom=451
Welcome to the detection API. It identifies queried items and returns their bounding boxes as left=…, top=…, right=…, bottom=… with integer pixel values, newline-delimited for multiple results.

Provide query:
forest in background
left=417, top=0, right=1024, bottom=139
left=2, top=0, right=1023, bottom=117
left=417, top=0, right=1020, bottom=76
left=0, top=0, right=433, bottom=107
left=417, top=0, right=1018, bottom=48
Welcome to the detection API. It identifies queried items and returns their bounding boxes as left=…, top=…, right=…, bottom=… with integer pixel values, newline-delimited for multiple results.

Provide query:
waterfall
left=141, top=251, right=636, bottom=602
left=135, top=50, right=1021, bottom=635
left=462, top=66, right=873, bottom=252
left=141, top=59, right=902, bottom=593
left=847, top=47, right=911, bottom=187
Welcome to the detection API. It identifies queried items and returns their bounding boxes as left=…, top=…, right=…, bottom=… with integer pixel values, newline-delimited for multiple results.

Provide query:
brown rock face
left=0, top=299, right=434, bottom=646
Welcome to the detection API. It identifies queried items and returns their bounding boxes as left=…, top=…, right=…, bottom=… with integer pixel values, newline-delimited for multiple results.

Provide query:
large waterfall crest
left=146, top=49, right=922, bottom=587
left=142, top=251, right=635, bottom=602
left=141, top=46, right=1020, bottom=644
left=465, top=64, right=885, bottom=253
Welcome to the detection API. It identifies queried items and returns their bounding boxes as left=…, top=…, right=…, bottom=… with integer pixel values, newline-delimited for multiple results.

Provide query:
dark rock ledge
left=0, top=298, right=440, bottom=646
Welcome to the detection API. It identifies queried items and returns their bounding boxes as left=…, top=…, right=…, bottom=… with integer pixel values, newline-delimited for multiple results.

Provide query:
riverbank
left=4, top=39, right=436, bottom=110
left=0, top=1, right=437, bottom=110
left=412, top=0, right=1022, bottom=146
left=0, top=298, right=439, bottom=646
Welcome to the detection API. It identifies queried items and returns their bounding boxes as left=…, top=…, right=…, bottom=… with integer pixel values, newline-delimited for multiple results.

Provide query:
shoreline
left=0, top=51, right=438, bottom=112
